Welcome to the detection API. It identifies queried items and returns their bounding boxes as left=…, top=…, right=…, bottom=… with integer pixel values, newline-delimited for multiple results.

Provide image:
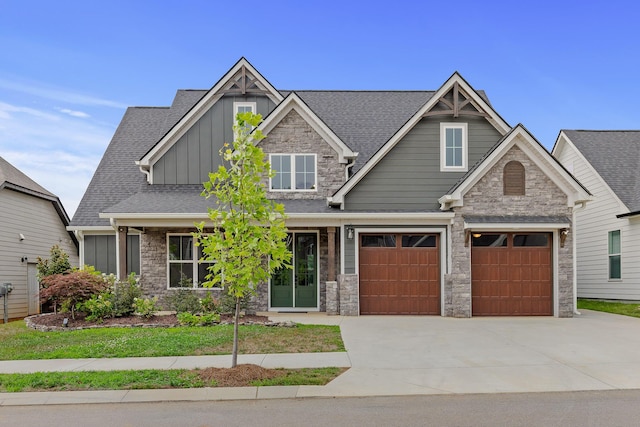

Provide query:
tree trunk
left=231, top=296, right=240, bottom=368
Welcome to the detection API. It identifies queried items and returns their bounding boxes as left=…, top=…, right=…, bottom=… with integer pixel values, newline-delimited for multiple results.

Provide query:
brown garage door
left=471, top=233, right=552, bottom=316
left=359, top=233, right=440, bottom=315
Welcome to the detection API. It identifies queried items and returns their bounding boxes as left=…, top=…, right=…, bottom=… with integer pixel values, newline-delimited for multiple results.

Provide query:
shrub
left=36, top=245, right=72, bottom=279
left=199, top=293, right=218, bottom=313
left=218, top=292, right=253, bottom=315
left=165, top=289, right=201, bottom=314
left=134, top=297, right=158, bottom=318
left=177, top=312, right=220, bottom=326
left=40, top=271, right=109, bottom=319
left=79, top=293, right=113, bottom=323
left=111, top=273, right=141, bottom=317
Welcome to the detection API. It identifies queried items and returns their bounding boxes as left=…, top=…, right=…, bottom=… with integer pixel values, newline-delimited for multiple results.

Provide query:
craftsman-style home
left=69, top=58, right=590, bottom=317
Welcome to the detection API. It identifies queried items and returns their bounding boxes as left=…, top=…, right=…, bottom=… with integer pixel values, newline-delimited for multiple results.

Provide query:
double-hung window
left=233, top=102, right=256, bottom=117
left=270, top=154, right=316, bottom=191
left=440, top=122, right=468, bottom=171
left=167, top=234, right=216, bottom=288
left=608, top=230, right=621, bottom=280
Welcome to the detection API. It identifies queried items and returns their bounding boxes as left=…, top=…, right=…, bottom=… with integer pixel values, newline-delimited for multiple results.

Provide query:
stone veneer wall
left=260, top=109, right=346, bottom=199
left=139, top=228, right=224, bottom=309
left=140, top=227, right=334, bottom=312
left=446, top=144, right=575, bottom=317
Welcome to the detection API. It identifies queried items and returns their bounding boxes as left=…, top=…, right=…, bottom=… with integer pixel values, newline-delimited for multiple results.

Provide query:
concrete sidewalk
left=2, top=309, right=640, bottom=406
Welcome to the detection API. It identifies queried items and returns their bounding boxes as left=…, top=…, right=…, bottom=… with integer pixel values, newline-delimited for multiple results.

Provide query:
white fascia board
left=66, top=226, right=115, bottom=232
left=138, top=58, right=284, bottom=175
left=331, top=72, right=511, bottom=206
left=464, top=222, right=570, bottom=231
left=258, top=93, right=356, bottom=163
left=100, top=211, right=455, bottom=228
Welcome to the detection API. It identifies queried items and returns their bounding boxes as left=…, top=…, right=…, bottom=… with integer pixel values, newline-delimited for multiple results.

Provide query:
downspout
left=572, top=202, right=587, bottom=315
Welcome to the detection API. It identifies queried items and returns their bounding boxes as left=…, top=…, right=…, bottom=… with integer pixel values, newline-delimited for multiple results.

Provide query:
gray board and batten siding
left=344, top=116, right=503, bottom=211
left=152, top=95, right=277, bottom=185
left=83, top=235, right=140, bottom=276
left=341, top=116, right=503, bottom=274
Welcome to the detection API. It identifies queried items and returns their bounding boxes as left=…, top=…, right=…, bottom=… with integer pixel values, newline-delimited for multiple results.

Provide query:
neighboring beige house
left=553, top=131, right=640, bottom=301
left=0, top=156, right=78, bottom=322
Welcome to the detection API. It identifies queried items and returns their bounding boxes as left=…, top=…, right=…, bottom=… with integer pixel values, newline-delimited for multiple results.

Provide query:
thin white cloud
left=58, top=108, right=91, bottom=118
left=0, top=77, right=128, bottom=109
left=0, top=100, right=116, bottom=217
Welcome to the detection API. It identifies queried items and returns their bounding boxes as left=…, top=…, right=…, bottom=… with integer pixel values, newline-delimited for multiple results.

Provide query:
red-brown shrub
left=40, top=271, right=109, bottom=319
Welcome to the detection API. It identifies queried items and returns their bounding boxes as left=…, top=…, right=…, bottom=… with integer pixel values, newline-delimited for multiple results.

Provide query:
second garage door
left=471, top=232, right=552, bottom=316
left=359, top=233, right=440, bottom=315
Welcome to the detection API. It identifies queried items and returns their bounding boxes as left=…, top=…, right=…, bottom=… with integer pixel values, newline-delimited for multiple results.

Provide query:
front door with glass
left=270, top=232, right=318, bottom=309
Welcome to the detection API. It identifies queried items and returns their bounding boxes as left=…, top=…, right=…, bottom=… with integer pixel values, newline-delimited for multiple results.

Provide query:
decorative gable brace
left=219, top=64, right=275, bottom=97
left=424, top=81, right=489, bottom=119
left=136, top=58, right=283, bottom=183
left=328, top=72, right=511, bottom=208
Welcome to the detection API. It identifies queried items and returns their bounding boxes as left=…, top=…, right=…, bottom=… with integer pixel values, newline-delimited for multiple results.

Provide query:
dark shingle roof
left=563, top=130, right=640, bottom=212
left=0, top=155, right=56, bottom=198
left=292, top=91, right=434, bottom=172
left=104, top=185, right=336, bottom=215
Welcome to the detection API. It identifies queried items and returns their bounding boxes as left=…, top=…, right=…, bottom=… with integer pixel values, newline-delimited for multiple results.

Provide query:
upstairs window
left=233, top=101, right=256, bottom=117
left=608, top=230, right=621, bottom=280
left=440, top=122, right=468, bottom=171
left=503, top=161, right=525, bottom=195
left=233, top=102, right=256, bottom=135
left=270, top=154, right=316, bottom=191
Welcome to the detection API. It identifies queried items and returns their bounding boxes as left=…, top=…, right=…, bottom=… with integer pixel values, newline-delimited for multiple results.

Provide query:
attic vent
left=503, top=161, right=525, bottom=195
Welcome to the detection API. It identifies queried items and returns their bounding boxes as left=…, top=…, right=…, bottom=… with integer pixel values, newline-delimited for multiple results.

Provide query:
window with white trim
left=270, top=154, right=316, bottom=191
left=440, top=122, right=468, bottom=171
left=167, top=234, right=217, bottom=288
left=233, top=101, right=256, bottom=117
left=608, top=230, right=621, bottom=280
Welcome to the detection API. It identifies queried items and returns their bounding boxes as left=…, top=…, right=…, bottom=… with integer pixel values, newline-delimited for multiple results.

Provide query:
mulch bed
left=25, top=312, right=273, bottom=331
left=197, top=364, right=283, bottom=387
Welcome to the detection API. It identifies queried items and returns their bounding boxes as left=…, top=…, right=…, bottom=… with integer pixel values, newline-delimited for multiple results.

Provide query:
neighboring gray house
left=0, top=156, right=78, bottom=322
left=69, top=58, right=590, bottom=317
left=553, top=130, right=640, bottom=301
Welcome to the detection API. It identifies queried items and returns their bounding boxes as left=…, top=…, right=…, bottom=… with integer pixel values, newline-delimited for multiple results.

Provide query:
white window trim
left=269, top=153, right=318, bottom=192
left=166, top=233, right=218, bottom=289
left=440, top=122, right=468, bottom=172
left=608, top=229, right=622, bottom=281
left=233, top=101, right=256, bottom=118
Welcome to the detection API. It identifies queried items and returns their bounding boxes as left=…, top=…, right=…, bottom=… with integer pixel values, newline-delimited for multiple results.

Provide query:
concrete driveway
left=279, top=309, right=640, bottom=397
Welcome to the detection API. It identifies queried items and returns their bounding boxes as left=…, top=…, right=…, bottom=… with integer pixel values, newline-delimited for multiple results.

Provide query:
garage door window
left=513, top=234, right=549, bottom=247
left=402, top=235, right=436, bottom=247
left=472, top=234, right=508, bottom=247
left=361, top=235, right=396, bottom=247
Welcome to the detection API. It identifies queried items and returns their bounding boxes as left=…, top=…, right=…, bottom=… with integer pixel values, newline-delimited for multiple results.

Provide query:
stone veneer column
left=449, top=213, right=472, bottom=317
left=338, top=274, right=358, bottom=316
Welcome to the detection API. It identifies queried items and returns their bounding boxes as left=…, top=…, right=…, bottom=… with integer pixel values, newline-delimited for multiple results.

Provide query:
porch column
left=118, top=226, right=128, bottom=280
left=327, top=227, right=336, bottom=281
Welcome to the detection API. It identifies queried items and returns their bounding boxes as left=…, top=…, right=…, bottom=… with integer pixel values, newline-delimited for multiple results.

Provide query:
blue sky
left=1, top=0, right=638, bottom=217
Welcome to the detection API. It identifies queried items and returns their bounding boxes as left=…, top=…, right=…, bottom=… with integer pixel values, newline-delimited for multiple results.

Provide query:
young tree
left=195, top=111, right=291, bottom=368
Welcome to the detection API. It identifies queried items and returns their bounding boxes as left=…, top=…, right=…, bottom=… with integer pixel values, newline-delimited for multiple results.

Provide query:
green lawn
left=0, top=367, right=346, bottom=392
left=0, top=321, right=345, bottom=360
left=578, top=299, right=640, bottom=318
